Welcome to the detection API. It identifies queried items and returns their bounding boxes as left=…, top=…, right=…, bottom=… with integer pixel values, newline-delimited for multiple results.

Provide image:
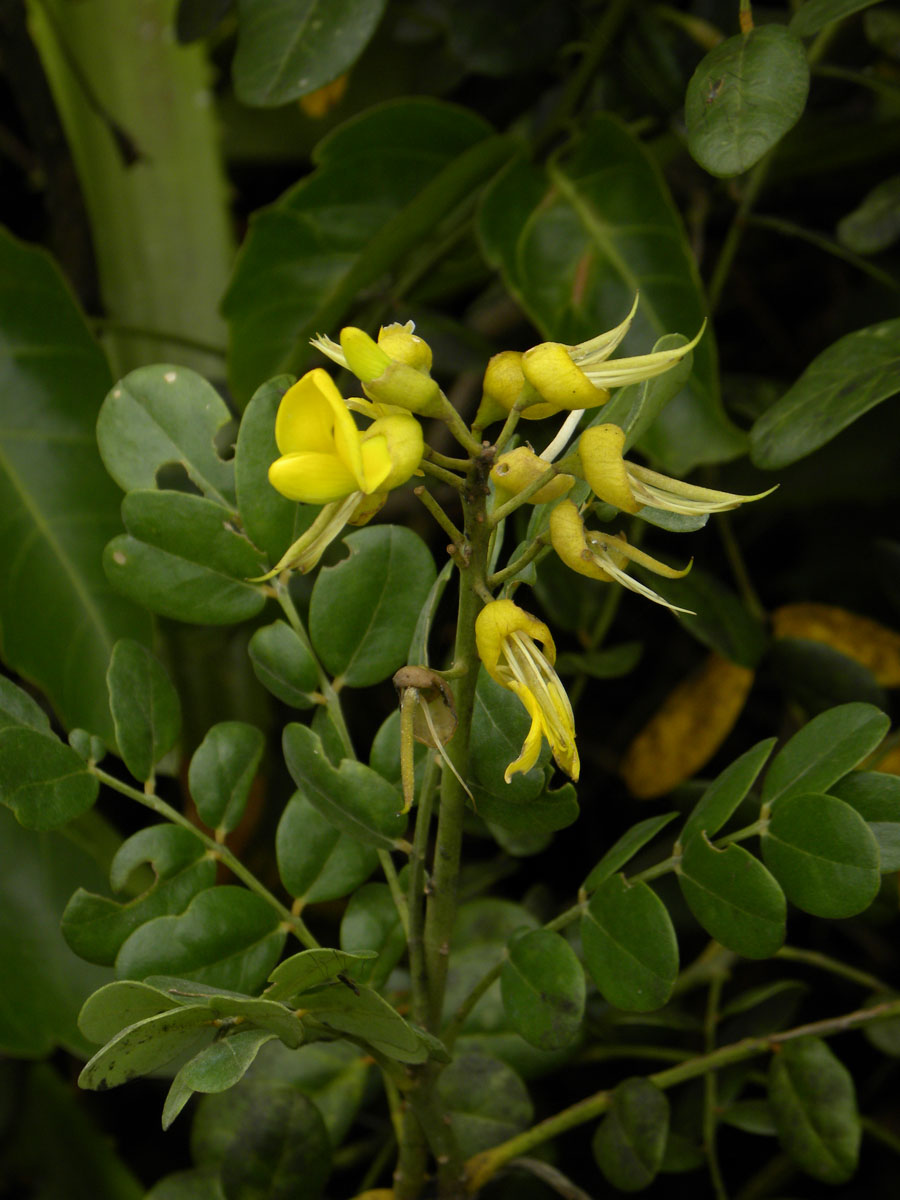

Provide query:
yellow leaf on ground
left=620, top=654, right=754, bottom=799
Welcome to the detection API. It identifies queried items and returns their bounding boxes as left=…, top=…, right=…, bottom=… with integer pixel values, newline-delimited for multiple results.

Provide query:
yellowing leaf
left=620, top=654, right=754, bottom=799
left=772, top=604, right=900, bottom=686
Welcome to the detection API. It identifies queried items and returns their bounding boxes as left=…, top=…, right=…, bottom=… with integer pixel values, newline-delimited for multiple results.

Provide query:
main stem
left=395, top=447, right=493, bottom=1200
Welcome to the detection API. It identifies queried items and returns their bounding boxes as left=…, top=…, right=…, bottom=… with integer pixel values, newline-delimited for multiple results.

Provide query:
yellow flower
left=311, top=323, right=442, bottom=416
left=258, top=369, right=422, bottom=576
left=475, top=599, right=579, bottom=782
left=579, top=424, right=775, bottom=515
left=268, top=368, right=423, bottom=504
left=490, top=446, right=574, bottom=505
left=548, top=500, right=693, bottom=613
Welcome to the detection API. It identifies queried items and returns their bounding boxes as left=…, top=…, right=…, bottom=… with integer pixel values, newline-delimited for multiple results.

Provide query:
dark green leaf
left=761, top=702, right=889, bottom=807
left=78, top=1005, right=216, bottom=1091
left=556, top=641, right=643, bottom=681
left=720, top=1097, right=777, bottom=1136
left=686, top=27, right=809, bottom=177
left=768, top=637, right=887, bottom=713
left=583, top=813, right=679, bottom=893
left=500, top=929, right=585, bottom=1050
left=295, top=982, right=428, bottom=1063
left=105, top=490, right=267, bottom=624
left=472, top=777, right=580, bottom=837
left=408, top=557, right=454, bottom=666
left=79, top=980, right=182, bottom=1044
left=223, top=100, right=511, bottom=399
left=0, top=807, right=111, bottom=1056
left=582, top=876, right=678, bottom=1012
left=176, top=0, right=234, bottom=43
left=234, top=0, right=387, bottom=107
left=591, top=334, right=695, bottom=455
left=276, top=790, right=377, bottom=902
left=470, top=668, right=547, bottom=801
left=477, top=122, right=745, bottom=474
left=831, top=770, right=900, bottom=871
left=761, top=791, right=881, bottom=917
left=62, top=825, right=215, bottom=966
left=188, top=720, right=264, bottom=832
left=165, top=1028, right=277, bottom=1129
left=0, top=727, right=98, bottom=829
left=750, top=319, right=900, bottom=468
left=145, top=1169, right=224, bottom=1199
left=0, top=229, right=150, bottom=744
left=678, top=835, right=786, bottom=958
left=837, top=175, right=900, bottom=255
left=97, top=365, right=235, bottom=504
left=768, top=1036, right=860, bottom=1183
left=437, top=1052, right=533, bottom=1158
left=0, top=675, right=51, bottom=733
left=248, top=620, right=318, bottom=708
left=282, top=722, right=407, bottom=850
left=309, top=525, right=436, bottom=687
left=681, top=738, right=776, bottom=847
left=266, top=947, right=376, bottom=1001
left=593, top=1077, right=669, bottom=1191
left=791, top=0, right=884, bottom=38
left=116, top=886, right=286, bottom=992
left=234, top=375, right=314, bottom=563
left=340, top=882, right=406, bottom=990
left=640, top=567, right=767, bottom=668
left=107, top=639, right=181, bottom=781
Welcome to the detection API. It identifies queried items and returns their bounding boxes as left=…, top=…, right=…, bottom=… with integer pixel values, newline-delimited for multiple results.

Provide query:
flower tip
left=340, top=327, right=391, bottom=382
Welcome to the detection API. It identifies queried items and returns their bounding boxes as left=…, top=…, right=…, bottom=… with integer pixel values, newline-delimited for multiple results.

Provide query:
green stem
left=488, top=463, right=562, bottom=527
left=716, top=512, right=766, bottom=622
left=414, top=485, right=465, bottom=546
left=703, top=974, right=729, bottom=1200
left=465, top=996, right=900, bottom=1191
left=408, top=757, right=440, bottom=1029
left=91, top=766, right=319, bottom=949
left=488, top=539, right=551, bottom=590
left=775, top=945, right=893, bottom=994
left=707, top=155, right=772, bottom=312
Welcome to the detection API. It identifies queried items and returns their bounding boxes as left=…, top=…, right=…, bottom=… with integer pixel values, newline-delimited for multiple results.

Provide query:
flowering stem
left=414, top=485, right=465, bottom=547
left=488, top=463, right=562, bottom=527
left=90, top=766, right=320, bottom=948
left=488, top=538, right=550, bottom=589
left=419, top=458, right=465, bottom=491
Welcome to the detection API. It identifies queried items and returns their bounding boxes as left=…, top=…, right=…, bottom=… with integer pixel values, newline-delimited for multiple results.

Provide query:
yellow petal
left=364, top=414, right=424, bottom=490
left=620, top=654, right=755, bottom=799
left=475, top=598, right=556, bottom=683
left=268, top=451, right=359, bottom=504
left=578, top=425, right=640, bottom=514
left=521, top=343, right=609, bottom=410
left=378, top=322, right=433, bottom=371
left=504, top=682, right=546, bottom=781
left=569, top=295, right=640, bottom=366
left=340, top=327, right=391, bottom=381
left=626, top=464, right=777, bottom=514
left=580, top=323, right=706, bottom=389
left=491, top=446, right=573, bottom=505
left=772, top=604, right=900, bottom=686
left=274, top=369, right=341, bottom=455
left=549, top=499, right=618, bottom=582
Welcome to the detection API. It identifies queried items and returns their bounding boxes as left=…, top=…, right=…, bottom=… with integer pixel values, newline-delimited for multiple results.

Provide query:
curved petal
left=475, top=599, right=556, bottom=682
left=504, top=682, right=546, bottom=781
left=579, top=425, right=640, bottom=514
left=274, top=369, right=341, bottom=455
left=549, top=500, right=617, bottom=582
left=521, top=343, right=609, bottom=410
left=268, top=450, right=357, bottom=504
left=365, top=414, right=424, bottom=490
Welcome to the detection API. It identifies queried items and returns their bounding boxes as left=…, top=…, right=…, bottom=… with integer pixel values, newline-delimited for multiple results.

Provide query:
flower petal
left=569, top=293, right=640, bottom=366
left=268, top=451, right=358, bottom=504
left=274, top=368, right=342, bottom=455
left=578, top=425, right=640, bottom=514
left=581, top=322, right=706, bottom=389
left=521, top=343, right=609, bottom=410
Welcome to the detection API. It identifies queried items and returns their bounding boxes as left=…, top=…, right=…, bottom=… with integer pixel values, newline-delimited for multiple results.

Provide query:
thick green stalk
left=28, top=0, right=233, bottom=378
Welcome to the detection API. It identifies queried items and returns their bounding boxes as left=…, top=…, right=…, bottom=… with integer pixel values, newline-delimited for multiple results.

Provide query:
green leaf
left=761, top=792, right=881, bottom=917
left=471, top=777, right=580, bottom=837
left=582, top=876, right=678, bottom=1012
left=768, top=637, right=887, bottom=713
left=678, top=835, right=786, bottom=958
left=500, top=929, right=585, bottom=1050
left=470, top=668, right=547, bottom=802
left=104, top=490, right=267, bottom=625
left=214, top=1081, right=332, bottom=1200
left=234, top=375, right=314, bottom=563
left=276, top=790, right=377, bottom=903
left=266, top=947, right=376, bottom=1002
left=750, top=319, right=900, bottom=468
left=720, top=1097, right=777, bottom=1136
left=437, top=1052, right=533, bottom=1158
left=791, top=0, right=884, bottom=38
left=188, top=720, right=264, bottom=833
left=223, top=100, right=511, bottom=400
left=234, top=0, right=387, bottom=107
left=583, top=813, right=679, bottom=893
left=685, top=27, right=810, bottom=177
left=340, top=882, right=406, bottom=990
left=107, top=639, right=182, bottom=781
left=78, top=1005, right=217, bottom=1090
left=0, top=806, right=111, bottom=1056
left=591, top=333, right=696, bottom=454
left=309, top=525, right=436, bottom=687
left=556, top=640, right=643, bottom=681
left=593, top=1077, right=669, bottom=1192
left=79, top=979, right=183, bottom=1044
left=0, top=229, right=150, bottom=745
left=248, top=620, right=318, bottom=708
left=640, top=567, right=767, bottom=668
left=408, top=557, right=454, bottom=665
left=837, top=175, right=900, bottom=255
left=0, top=727, right=98, bottom=829
left=761, top=702, right=889, bottom=807
left=0, top=675, right=51, bottom=733
left=145, top=1169, right=224, bottom=1200
left=62, top=825, right=216, bottom=966
left=831, top=770, right=900, bottom=871
left=165, top=1028, right=277, bottom=1129
left=768, top=1036, right=860, bottom=1183
left=282, top=722, right=407, bottom=850
left=295, top=981, right=428, bottom=1063
left=97, top=365, right=235, bottom=505
left=115, top=886, right=286, bottom=992
left=176, top=0, right=235, bottom=43
left=477, top=121, right=745, bottom=474
left=681, top=738, right=776, bottom=847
